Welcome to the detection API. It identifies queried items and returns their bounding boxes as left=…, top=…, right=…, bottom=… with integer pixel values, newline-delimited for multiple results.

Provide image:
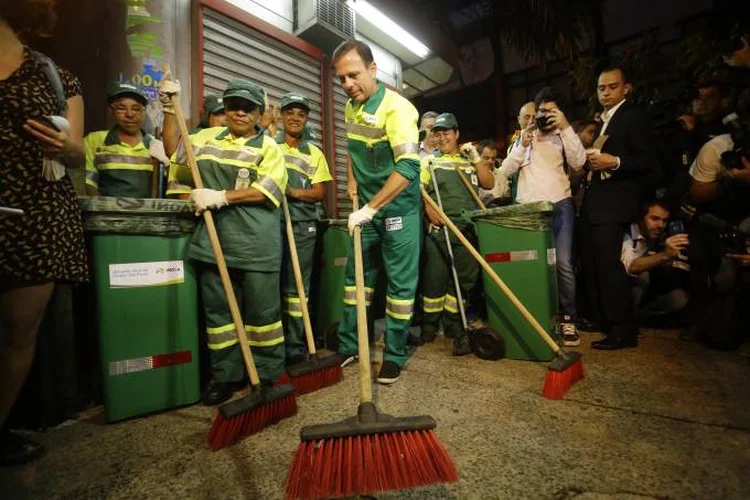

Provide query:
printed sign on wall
left=109, top=260, right=185, bottom=288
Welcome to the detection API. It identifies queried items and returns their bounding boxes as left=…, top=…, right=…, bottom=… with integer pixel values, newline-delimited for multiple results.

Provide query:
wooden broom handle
left=455, top=166, right=487, bottom=210
left=281, top=196, right=317, bottom=355
left=352, top=197, right=373, bottom=403
left=421, top=186, right=561, bottom=354
left=171, top=95, right=262, bottom=387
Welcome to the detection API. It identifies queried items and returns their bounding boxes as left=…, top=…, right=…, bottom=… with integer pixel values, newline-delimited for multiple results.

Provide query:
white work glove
left=148, top=138, right=171, bottom=165
left=190, top=188, right=228, bottom=215
left=460, top=142, right=481, bottom=164
left=347, top=204, right=377, bottom=235
left=158, top=78, right=181, bottom=114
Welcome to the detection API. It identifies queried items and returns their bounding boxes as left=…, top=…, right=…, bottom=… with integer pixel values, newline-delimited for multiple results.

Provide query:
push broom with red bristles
left=422, top=188, right=584, bottom=399
left=169, top=91, right=297, bottom=451
left=285, top=199, right=458, bottom=499
left=281, top=195, right=342, bottom=395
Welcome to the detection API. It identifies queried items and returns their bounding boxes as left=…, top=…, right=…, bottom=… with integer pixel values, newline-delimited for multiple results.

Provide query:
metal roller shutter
left=332, top=85, right=351, bottom=217
left=201, top=7, right=325, bottom=158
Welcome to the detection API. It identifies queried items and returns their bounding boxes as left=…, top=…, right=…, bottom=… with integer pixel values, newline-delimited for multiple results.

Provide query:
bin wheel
left=470, top=327, right=505, bottom=360
left=324, top=322, right=340, bottom=352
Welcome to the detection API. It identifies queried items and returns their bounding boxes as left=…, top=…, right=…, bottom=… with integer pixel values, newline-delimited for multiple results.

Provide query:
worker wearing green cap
left=420, top=112, right=493, bottom=355
left=276, top=92, right=333, bottom=365
left=83, top=81, right=168, bottom=197
left=161, top=78, right=288, bottom=406
left=195, top=94, right=226, bottom=131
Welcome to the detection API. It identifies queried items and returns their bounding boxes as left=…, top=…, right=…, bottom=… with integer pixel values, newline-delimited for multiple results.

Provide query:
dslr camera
left=720, top=113, right=749, bottom=170
left=535, top=115, right=553, bottom=131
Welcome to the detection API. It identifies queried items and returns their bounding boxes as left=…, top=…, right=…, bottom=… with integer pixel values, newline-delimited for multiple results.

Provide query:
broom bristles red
left=207, top=395, right=297, bottom=451
left=542, top=358, right=584, bottom=399
left=285, top=429, right=458, bottom=499
left=289, top=365, right=343, bottom=395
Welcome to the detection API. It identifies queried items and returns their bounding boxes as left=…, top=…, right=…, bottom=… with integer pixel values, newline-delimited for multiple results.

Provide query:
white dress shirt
left=621, top=223, right=648, bottom=276
left=498, top=125, right=586, bottom=204
left=599, top=98, right=626, bottom=137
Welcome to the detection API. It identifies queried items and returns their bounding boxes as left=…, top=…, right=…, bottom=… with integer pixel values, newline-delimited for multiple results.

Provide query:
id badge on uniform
left=235, top=167, right=251, bottom=190
left=470, top=172, right=479, bottom=186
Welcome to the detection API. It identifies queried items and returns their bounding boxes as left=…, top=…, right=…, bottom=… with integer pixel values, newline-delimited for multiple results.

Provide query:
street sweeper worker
left=276, top=92, right=333, bottom=365
left=84, top=82, right=169, bottom=197
left=332, top=39, right=421, bottom=385
left=420, top=113, right=494, bottom=355
left=193, top=94, right=226, bottom=132
left=160, top=78, right=289, bottom=406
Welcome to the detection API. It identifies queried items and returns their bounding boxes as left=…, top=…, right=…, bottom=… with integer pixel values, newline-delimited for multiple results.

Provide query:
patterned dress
left=0, top=48, right=87, bottom=283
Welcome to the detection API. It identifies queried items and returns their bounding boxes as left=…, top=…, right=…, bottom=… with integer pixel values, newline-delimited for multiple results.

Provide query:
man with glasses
left=84, top=82, right=165, bottom=197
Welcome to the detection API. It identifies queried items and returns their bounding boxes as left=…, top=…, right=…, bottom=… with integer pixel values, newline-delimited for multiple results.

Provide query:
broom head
left=542, top=350, right=584, bottom=399
left=208, top=382, right=296, bottom=451
left=286, top=402, right=458, bottom=499
left=286, top=354, right=343, bottom=395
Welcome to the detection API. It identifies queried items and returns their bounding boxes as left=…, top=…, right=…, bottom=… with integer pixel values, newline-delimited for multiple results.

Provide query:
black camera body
left=720, top=113, right=750, bottom=170
left=535, top=115, right=553, bottom=131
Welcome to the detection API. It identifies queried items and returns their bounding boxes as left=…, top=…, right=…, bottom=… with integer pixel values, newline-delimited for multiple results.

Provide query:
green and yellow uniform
left=278, top=139, right=332, bottom=360
left=337, top=81, right=421, bottom=367
left=168, top=125, right=288, bottom=383
left=421, top=151, right=481, bottom=336
left=84, top=128, right=155, bottom=198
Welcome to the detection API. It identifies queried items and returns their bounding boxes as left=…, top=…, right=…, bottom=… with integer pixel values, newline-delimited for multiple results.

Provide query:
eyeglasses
left=112, top=105, right=145, bottom=115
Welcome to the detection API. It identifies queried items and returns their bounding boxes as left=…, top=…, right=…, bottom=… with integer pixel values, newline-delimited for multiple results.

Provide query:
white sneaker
left=338, top=354, right=358, bottom=368
left=561, top=318, right=580, bottom=347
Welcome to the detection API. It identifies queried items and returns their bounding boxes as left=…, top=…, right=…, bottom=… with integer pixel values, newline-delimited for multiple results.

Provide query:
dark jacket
left=583, top=100, right=660, bottom=224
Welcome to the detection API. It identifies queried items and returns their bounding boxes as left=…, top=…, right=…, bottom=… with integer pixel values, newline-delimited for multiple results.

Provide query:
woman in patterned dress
left=0, top=1, right=87, bottom=465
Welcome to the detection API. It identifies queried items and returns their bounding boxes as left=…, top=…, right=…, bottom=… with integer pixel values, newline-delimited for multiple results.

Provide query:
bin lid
left=471, top=201, right=556, bottom=231
left=79, top=196, right=197, bottom=235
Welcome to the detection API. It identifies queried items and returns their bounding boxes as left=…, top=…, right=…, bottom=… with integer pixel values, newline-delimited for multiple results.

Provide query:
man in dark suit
left=581, top=66, right=659, bottom=350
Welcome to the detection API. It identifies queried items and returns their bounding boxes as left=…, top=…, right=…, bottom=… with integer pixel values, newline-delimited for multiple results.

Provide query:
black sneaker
left=452, top=333, right=472, bottom=356
left=376, top=361, right=401, bottom=385
left=201, top=380, right=245, bottom=406
left=560, top=315, right=580, bottom=347
left=338, top=353, right=358, bottom=368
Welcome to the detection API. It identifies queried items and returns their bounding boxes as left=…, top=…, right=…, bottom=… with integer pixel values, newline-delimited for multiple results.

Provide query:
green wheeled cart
left=81, top=197, right=200, bottom=421
left=313, top=219, right=349, bottom=349
left=472, top=202, right=559, bottom=361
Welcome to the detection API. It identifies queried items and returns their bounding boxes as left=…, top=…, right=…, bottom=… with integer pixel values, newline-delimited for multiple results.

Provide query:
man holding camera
left=621, top=200, right=689, bottom=321
left=499, top=87, right=586, bottom=346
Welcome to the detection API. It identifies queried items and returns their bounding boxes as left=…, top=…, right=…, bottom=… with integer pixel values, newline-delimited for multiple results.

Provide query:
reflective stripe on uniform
left=283, top=296, right=303, bottom=318
left=206, top=324, right=238, bottom=350
left=423, top=295, right=446, bottom=313
left=94, top=153, right=153, bottom=168
left=346, top=122, right=386, bottom=140
left=385, top=296, right=414, bottom=320
left=167, top=180, right=193, bottom=193
left=444, top=294, right=459, bottom=313
left=431, top=161, right=474, bottom=171
left=392, top=142, right=419, bottom=158
left=197, top=145, right=262, bottom=165
left=252, top=175, right=283, bottom=205
left=343, top=285, right=373, bottom=305
left=246, top=321, right=284, bottom=347
left=284, top=155, right=315, bottom=176
left=85, top=169, right=99, bottom=186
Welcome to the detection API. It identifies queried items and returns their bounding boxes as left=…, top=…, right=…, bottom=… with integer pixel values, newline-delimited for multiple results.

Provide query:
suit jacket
left=583, top=100, right=659, bottom=224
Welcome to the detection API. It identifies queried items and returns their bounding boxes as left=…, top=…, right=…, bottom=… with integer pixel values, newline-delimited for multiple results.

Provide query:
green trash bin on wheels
left=80, top=197, right=201, bottom=422
left=472, top=202, right=559, bottom=361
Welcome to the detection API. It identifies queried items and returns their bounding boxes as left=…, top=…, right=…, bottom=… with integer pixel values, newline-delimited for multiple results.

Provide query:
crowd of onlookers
left=411, top=25, right=750, bottom=353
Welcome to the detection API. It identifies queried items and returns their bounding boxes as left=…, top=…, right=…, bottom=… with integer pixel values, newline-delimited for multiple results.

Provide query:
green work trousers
left=198, top=264, right=285, bottom=384
left=421, top=223, right=480, bottom=336
left=280, top=220, right=317, bottom=360
left=337, top=212, right=420, bottom=367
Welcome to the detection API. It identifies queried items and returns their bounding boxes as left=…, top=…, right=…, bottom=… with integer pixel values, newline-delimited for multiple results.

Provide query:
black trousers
left=580, top=218, right=638, bottom=340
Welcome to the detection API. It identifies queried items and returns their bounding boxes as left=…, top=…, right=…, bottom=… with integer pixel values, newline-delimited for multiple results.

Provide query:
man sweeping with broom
left=332, top=40, right=422, bottom=385
left=285, top=40, right=458, bottom=499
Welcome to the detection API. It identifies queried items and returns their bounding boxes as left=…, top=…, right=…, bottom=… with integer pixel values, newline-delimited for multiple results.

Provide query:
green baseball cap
left=203, top=94, right=225, bottom=116
left=106, top=81, right=148, bottom=106
left=432, top=112, right=458, bottom=131
left=223, top=79, right=266, bottom=113
left=280, top=92, right=310, bottom=111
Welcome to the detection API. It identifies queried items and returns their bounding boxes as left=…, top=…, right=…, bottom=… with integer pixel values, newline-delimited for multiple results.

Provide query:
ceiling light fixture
left=346, top=0, right=430, bottom=59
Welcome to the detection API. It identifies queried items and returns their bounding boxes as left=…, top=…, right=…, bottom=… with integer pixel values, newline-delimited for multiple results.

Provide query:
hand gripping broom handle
left=281, top=195, right=317, bottom=356
left=352, top=197, right=373, bottom=403
left=421, top=186, right=563, bottom=356
left=171, top=95, right=262, bottom=387
left=455, top=166, right=487, bottom=210
left=427, top=163, right=469, bottom=331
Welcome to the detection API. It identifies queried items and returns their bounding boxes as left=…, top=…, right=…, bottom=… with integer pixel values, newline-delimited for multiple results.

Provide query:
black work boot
left=452, top=333, right=472, bottom=356
left=201, top=380, right=245, bottom=406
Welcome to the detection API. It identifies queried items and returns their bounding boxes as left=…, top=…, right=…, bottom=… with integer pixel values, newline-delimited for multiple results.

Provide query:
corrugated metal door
left=332, top=85, right=351, bottom=216
left=201, top=8, right=325, bottom=161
